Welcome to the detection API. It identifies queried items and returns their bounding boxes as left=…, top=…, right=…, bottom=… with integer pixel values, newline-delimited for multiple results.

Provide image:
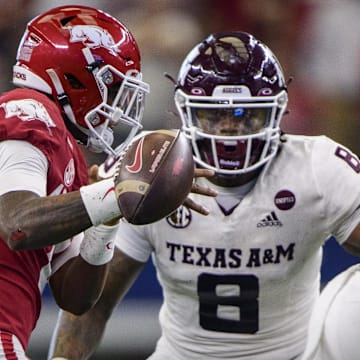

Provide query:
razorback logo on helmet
left=0, top=99, right=56, bottom=133
left=68, top=25, right=120, bottom=55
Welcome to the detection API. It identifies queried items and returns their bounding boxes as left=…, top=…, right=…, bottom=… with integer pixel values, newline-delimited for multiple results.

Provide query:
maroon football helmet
left=13, top=5, right=150, bottom=156
left=175, top=32, right=288, bottom=175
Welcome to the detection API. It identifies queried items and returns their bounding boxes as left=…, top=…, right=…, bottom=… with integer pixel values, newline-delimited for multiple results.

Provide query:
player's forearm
left=0, top=190, right=91, bottom=250
left=50, top=256, right=108, bottom=315
left=0, top=179, right=121, bottom=250
left=51, top=224, right=118, bottom=315
left=49, top=310, right=106, bottom=360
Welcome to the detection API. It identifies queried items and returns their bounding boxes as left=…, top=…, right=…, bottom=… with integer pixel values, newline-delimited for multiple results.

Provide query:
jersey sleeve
left=114, top=220, right=152, bottom=263
left=0, top=139, right=48, bottom=196
left=312, top=136, right=360, bottom=243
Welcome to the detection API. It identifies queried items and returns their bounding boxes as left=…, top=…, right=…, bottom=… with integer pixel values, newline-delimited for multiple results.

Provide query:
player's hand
left=88, top=164, right=101, bottom=184
left=184, top=168, right=217, bottom=215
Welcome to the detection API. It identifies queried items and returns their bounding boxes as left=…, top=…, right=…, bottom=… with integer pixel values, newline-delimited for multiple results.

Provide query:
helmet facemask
left=176, top=87, right=288, bottom=175
left=83, top=57, right=149, bottom=156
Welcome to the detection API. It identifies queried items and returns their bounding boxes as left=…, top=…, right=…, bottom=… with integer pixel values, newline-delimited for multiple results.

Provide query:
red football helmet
left=175, top=31, right=288, bottom=175
left=13, top=5, right=150, bottom=156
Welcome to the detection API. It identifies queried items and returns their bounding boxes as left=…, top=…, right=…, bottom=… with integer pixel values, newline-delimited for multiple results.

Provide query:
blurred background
left=0, top=0, right=359, bottom=358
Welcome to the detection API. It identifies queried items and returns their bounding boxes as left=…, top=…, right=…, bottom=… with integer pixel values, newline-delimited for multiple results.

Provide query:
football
left=113, top=129, right=194, bottom=225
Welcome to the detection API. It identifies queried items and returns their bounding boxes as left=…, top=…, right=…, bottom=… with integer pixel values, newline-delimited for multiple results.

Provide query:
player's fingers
left=194, top=168, right=215, bottom=179
left=88, top=164, right=100, bottom=184
left=191, top=182, right=218, bottom=197
left=183, top=196, right=210, bottom=216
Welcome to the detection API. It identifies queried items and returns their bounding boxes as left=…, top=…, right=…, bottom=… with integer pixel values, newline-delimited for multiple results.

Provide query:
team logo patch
left=166, top=206, right=192, bottom=228
left=68, top=25, right=121, bottom=55
left=274, top=190, right=296, bottom=210
left=64, top=158, right=75, bottom=187
left=1, top=99, right=56, bottom=134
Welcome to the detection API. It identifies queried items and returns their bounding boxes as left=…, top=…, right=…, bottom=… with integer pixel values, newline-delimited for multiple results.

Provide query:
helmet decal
left=190, top=87, right=206, bottom=95
left=17, top=32, right=40, bottom=62
left=68, top=25, right=121, bottom=55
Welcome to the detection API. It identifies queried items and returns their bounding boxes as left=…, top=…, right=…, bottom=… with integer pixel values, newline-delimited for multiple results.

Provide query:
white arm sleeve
left=115, top=220, right=152, bottom=263
left=0, top=140, right=48, bottom=196
left=333, top=207, right=360, bottom=244
left=312, top=137, right=360, bottom=243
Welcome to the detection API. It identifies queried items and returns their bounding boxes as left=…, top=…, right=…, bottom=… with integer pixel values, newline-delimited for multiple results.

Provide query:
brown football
left=113, top=129, right=194, bottom=225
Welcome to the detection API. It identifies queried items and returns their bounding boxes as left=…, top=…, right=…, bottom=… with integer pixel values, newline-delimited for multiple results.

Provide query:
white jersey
left=115, top=135, right=360, bottom=360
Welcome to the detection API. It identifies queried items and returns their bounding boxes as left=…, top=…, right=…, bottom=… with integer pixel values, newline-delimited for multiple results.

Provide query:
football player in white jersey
left=49, top=31, right=360, bottom=360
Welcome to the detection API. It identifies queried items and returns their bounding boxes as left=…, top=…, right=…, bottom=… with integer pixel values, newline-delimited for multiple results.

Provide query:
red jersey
left=0, top=88, right=88, bottom=349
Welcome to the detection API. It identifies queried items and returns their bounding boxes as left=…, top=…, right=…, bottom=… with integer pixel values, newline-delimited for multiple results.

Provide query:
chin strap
left=46, top=68, right=78, bottom=125
left=82, top=47, right=104, bottom=96
left=62, top=116, right=88, bottom=145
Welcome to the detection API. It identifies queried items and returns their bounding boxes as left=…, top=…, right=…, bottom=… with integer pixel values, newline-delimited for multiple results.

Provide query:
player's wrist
left=80, top=178, right=121, bottom=226
left=79, top=223, right=118, bottom=266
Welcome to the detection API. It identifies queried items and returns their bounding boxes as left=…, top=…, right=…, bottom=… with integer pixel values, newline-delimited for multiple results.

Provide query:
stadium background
left=0, top=0, right=358, bottom=358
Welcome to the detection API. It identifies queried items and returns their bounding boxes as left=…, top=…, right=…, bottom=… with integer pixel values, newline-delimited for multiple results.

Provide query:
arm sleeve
left=114, top=219, right=152, bottom=263
left=0, top=139, right=48, bottom=196
left=313, top=137, right=360, bottom=244
left=333, top=207, right=360, bottom=244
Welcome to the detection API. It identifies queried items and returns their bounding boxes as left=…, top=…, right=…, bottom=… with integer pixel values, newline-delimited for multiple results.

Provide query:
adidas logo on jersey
left=257, top=211, right=283, bottom=227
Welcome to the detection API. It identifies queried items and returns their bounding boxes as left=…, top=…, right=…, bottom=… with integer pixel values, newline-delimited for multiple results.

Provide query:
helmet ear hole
left=64, top=74, right=85, bottom=89
left=60, top=16, right=76, bottom=26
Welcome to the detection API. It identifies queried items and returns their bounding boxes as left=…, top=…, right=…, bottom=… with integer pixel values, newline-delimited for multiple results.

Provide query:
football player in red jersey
left=0, top=5, right=215, bottom=359
left=49, top=31, right=360, bottom=360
